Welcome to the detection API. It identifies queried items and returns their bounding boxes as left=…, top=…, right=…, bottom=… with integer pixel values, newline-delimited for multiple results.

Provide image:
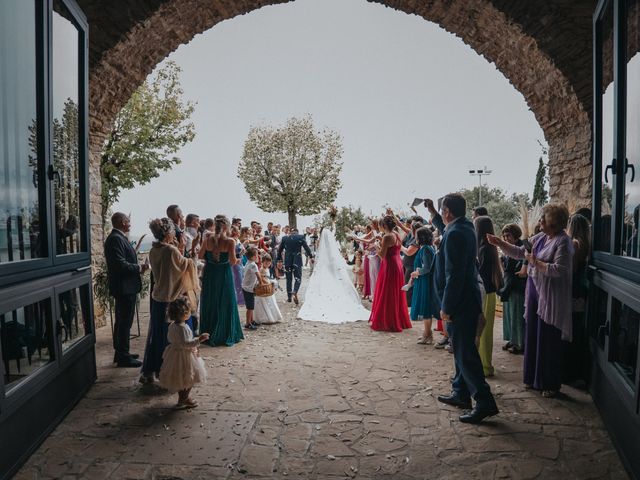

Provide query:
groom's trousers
left=447, top=315, right=496, bottom=410
left=285, top=264, right=302, bottom=295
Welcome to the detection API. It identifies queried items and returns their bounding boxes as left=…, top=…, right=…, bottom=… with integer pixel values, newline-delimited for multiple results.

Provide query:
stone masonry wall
left=84, top=0, right=596, bottom=324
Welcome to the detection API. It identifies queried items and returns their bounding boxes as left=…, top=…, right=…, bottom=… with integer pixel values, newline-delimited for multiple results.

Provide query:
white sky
left=115, top=0, right=545, bottom=237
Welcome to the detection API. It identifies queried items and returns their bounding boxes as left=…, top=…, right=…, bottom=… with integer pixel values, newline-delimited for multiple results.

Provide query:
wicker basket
left=254, top=283, right=274, bottom=297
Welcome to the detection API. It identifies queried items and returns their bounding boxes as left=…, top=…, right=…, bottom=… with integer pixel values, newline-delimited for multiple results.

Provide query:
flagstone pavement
left=15, top=273, right=628, bottom=479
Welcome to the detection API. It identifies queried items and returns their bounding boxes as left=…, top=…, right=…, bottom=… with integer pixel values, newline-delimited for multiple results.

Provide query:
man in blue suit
left=425, top=195, right=498, bottom=423
left=278, top=228, right=314, bottom=305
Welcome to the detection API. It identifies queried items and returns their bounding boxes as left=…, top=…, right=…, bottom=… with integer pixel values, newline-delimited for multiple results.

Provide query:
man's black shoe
left=459, top=405, right=499, bottom=424
left=437, top=394, right=472, bottom=410
left=116, top=358, right=142, bottom=368
left=287, top=296, right=292, bottom=303
left=114, top=353, right=140, bottom=363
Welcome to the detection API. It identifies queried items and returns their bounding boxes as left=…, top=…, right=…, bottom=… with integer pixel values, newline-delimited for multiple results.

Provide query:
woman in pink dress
left=367, top=219, right=382, bottom=300
left=369, top=216, right=412, bottom=332
left=359, top=225, right=374, bottom=299
left=349, top=222, right=380, bottom=301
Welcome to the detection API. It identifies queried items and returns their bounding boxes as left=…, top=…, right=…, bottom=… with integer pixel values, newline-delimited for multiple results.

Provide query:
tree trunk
left=288, top=209, right=297, bottom=230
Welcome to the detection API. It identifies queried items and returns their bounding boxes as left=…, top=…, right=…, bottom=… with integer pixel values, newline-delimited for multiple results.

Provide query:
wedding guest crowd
left=105, top=193, right=592, bottom=418
left=344, top=193, right=593, bottom=420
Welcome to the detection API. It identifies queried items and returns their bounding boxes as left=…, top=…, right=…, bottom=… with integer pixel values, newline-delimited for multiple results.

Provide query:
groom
left=278, top=227, right=314, bottom=305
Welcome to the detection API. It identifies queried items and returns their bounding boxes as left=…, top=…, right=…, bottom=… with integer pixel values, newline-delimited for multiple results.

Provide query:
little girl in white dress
left=253, top=256, right=283, bottom=324
left=159, top=297, right=209, bottom=408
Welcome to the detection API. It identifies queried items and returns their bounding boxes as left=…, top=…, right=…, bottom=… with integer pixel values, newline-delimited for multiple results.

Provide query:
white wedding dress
left=298, top=228, right=370, bottom=323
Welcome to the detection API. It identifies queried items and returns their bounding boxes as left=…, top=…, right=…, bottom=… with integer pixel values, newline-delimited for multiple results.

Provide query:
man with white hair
left=104, top=212, right=148, bottom=367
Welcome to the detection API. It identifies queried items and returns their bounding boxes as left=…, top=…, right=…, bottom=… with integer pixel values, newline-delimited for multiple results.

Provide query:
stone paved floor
left=16, top=272, right=628, bottom=479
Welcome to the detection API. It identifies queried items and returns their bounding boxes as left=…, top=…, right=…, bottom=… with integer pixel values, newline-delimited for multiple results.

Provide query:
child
left=352, top=250, right=365, bottom=293
left=254, top=255, right=283, bottom=324
left=410, top=227, right=439, bottom=345
left=158, top=297, right=209, bottom=408
left=241, top=247, right=260, bottom=330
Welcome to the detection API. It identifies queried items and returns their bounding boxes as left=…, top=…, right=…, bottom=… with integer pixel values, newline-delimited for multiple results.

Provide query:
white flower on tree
left=238, top=115, right=343, bottom=229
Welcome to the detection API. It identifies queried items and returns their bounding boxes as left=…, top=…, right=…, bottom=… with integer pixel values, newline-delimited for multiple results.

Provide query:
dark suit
left=278, top=234, right=313, bottom=296
left=433, top=214, right=496, bottom=409
left=104, top=229, right=142, bottom=362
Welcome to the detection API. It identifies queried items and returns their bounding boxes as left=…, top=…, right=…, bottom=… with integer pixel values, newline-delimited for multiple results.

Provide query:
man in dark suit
left=425, top=195, right=498, bottom=423
left=104, top=212, right=147, bottom=367
left=278, top=227, right=313, bottom=305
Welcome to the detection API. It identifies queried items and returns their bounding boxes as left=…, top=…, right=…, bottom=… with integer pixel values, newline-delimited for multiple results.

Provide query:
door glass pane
left=0, top=0, right=44, bottom=264
left=610, top=299, right=639, bottom=385
left=624, top=0, right=640, bottom=258
left=590, top=285, right=609, bottom=349
left=52, top=0, right=82, bottom=256
left=58, top=284, right=91, bottom=351
left=0, top=299, right=54, bottom=390
left=599, top=0, right=615, bottom=252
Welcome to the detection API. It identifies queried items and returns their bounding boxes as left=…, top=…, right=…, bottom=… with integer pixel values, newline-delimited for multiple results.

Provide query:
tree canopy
left=238, top=115, right=343, bottom=229
left=532, top=157, right=548, bottom=206
left=459, top=185, right=529, bottom=231
left=100, top=61, right=196, bottom=226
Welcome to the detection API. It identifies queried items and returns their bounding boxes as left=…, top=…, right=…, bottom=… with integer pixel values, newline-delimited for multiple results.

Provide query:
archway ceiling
left=80, top=0, right=595, bottom=114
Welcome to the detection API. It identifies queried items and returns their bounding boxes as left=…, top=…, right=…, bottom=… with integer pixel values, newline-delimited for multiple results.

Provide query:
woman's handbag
left=254, top=282, right=274, bottom=297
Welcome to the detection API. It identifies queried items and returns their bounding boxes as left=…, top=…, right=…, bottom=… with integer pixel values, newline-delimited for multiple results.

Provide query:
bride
left=298, top=226, right=370, bottom=324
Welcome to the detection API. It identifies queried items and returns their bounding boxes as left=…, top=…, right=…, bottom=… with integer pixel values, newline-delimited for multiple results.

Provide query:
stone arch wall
left=85, top=0, right=594, bottom=254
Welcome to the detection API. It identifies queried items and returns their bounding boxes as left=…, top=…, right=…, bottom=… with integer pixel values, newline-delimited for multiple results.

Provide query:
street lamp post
left=468, top=167, right=492, bottom=206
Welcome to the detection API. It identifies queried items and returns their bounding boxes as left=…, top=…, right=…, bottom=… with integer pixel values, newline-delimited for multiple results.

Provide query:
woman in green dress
left=198, top=215, right=244, bottom=346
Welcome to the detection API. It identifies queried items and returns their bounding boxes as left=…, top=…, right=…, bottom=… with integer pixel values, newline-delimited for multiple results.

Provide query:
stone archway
left=84, top=0, right=594, bottom=252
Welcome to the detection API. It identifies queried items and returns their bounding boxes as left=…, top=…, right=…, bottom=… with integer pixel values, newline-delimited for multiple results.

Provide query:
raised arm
left=486, top=233, right=526, bottom=260
left=395, top=218, right=411, bottom=234
left=401, top=244, right=419, bottom=256
left=532, top=235, right=573, bottom=278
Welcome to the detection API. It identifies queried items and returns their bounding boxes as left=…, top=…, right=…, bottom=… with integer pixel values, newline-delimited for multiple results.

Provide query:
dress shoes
left=116, top=358, right=142, bottom=368
left=437, top=394, right=472, bottom=410
left=114, top=353, right=140, bottom=363
left=459, top=405, right=499, bottom=424
left=293, top=293, right=299, bottom=305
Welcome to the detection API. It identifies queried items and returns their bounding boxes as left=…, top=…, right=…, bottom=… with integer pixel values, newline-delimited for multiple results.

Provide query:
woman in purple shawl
left=487, top=203, right=573, bottom=397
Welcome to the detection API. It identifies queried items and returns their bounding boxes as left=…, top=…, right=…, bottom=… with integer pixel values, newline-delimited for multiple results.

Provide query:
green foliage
left=315, top=205, right=369, bottom=243
left=93, top=257, right=150, bottom=311
left=238, top=115, right=343, bottom=229
left=460, top=186, right=527, bottom=231
left=532, top=156, right=548, bottom=206
left=101, top=61, right=196, bottom=226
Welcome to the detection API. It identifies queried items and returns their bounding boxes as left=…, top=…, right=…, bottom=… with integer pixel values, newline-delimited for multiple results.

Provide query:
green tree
left=315, top=205, right=369, bottom=243
left=100, top=61, right=196, bottom=226
left=238, top=115, right=343, bottom=229
left=460, top=186, right=523, bottom=231
left=532, top=156, right=548, bottom=205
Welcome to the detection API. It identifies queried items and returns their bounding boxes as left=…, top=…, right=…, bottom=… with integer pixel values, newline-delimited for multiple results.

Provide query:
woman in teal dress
left=410, top=227, right=439, bottom=345
left=198, top=215, right=244, bottom=346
